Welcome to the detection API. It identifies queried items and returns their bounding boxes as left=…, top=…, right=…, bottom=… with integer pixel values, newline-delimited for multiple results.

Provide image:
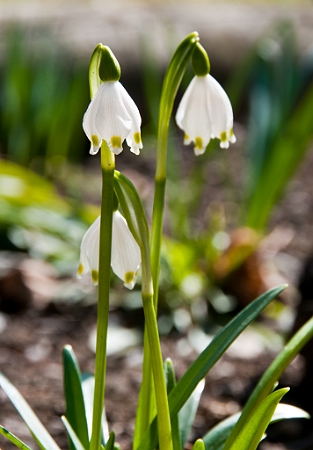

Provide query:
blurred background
left=1, top=0, right=313, bottom=449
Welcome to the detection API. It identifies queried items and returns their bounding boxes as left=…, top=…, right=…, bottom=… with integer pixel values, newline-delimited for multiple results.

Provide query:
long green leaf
left=246, top=76, right=313, bottom=230
left=63, top=345, right=89, bottom=450
left=0, top=425, right=32, bottom=450
left=230, top=388, right=289, bottom=450
left=224, top=314, right=313, bottom=448
left=202, top=403, right=309, bottom=450
left=61, top=416, right=86, bottom=450
left=0, top=372, right=61, bottom=450
left=137, top=284, right=286, bottom=450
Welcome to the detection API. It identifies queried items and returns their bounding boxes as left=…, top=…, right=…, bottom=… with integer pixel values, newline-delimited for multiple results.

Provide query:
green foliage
left=243, top=22, right=313, bottom=230
left=137, top=285, right=286, bottom=450
left=0, top=372, right=61, bottom=450
left=0, top=27, right=88, bottom=169
left=230, top=388, right=289, bottom=450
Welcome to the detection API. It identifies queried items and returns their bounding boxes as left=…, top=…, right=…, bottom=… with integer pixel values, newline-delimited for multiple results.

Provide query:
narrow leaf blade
left=61, top=416, right=86, bottom=450
left=137, top=284, right=286, bottom=450
left=0, top=425, right=32, bottom=450
left=0, top=372, right=61, bottom=450
left=63, top=345, right=89, bottom=450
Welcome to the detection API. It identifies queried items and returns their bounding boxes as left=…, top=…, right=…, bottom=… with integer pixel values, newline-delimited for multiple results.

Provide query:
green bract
left=192, top=43, right=210, bottom=76
left=98, top=45, right=121, bottom=82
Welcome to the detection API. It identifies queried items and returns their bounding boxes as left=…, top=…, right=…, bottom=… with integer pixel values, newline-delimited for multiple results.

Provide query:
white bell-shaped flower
left=176, top=74, right=236, bottom=155
left=78, top=211, right=141, bottom=289
left=83, top=81, right=143, bottom=156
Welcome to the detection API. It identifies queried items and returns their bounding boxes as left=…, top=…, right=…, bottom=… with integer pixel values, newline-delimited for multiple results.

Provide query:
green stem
left=141, top=248, right=173, bottom=450
left=90, top=143, right=115, bottom=450
left=150, top=31, right=199, bottom=310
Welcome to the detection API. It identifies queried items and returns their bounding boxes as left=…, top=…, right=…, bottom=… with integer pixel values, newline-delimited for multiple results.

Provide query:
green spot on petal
left=194, top=136, right=203, bottom=150
left=124, top=271, right=134, bottom=285
left=111, top=136, right=122, bottom=149
left=133, top=132, right=141, bottom=145
left=92, top=270, right=99, bottom=283
left=184, top=133, right=189, bottom=141
left=230, top=128, right=234, bottom=137
left=91, top=134, right=99, bottom=147
left=78, top=263, right=84, bottom=275
left=220, top=131, right=227, bottom=142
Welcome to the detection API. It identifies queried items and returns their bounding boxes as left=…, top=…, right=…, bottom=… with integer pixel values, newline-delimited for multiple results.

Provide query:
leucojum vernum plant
left=1, top=31, right=313, bottom=450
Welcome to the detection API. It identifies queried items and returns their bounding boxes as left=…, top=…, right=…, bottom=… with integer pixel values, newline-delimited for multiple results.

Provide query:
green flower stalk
left=150, top=31, right=199, bottom=310
left=79, top=44, right=143, bottom=450
left=114, top=171, right=173, bottom=450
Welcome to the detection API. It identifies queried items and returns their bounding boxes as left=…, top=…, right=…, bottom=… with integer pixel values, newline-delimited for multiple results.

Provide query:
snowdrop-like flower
left=83, top=81, right=143, bottom=156
left=83, top=45, right=143, bottom=156
left=78, top=211, right=141, bottom=289
left=176, top=74, right=236, bottom=155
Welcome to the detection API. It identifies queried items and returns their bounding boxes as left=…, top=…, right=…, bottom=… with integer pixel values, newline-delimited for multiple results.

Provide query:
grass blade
left=0, top=372, right=61, bottom=450
left=0, top=425, right=32, bottom=450
left=224, top=314, right=313, bottom=448
left=137, top=284, right=286, bottom=450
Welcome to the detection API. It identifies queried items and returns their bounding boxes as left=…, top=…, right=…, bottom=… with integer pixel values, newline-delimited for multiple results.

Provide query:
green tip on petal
left=110, top=136, right=122, bottom=149
left=124, top=271, right=135, bottom=285
left=99, top=45, right=121, bottom=82
left=77, top=263, right=84, bottom=276
left=133, top=132, right=142, bottom=145
left=194, top=136, right=203, bottom=150
left=91, top=270, right=99, bottom=283
left=220, top=131, right=228, bottom=142
left=192, top=43, right=210, bottom=76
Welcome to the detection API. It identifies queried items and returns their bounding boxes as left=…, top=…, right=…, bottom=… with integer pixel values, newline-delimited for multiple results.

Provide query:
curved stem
left=150, top=32, right=199, bottom=310
left=90, top=143, right=115, bottom=450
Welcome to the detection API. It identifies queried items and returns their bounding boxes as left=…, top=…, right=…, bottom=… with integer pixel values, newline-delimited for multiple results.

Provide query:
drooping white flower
left=78, top=211, right=141, bottom=289
left=175, top=74, right=236, bottom=155
left=83, top=81, right=143, bottom=156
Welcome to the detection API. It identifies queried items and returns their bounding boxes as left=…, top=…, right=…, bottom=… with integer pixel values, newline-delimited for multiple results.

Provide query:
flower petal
left=111, top=211, right=141, bottom=289
left=118, top=83, right=143, bottom=155
left=83, top=103, right=102, bottom=155
left=176, top=76, right=212, bottom=153
left=203, top=74, right=234, bottom=144
left=78, top=216, right=101, bottom=279
left=94, top=82, right=132, bottom=154
left=175, top=74, right=236, bottom=154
